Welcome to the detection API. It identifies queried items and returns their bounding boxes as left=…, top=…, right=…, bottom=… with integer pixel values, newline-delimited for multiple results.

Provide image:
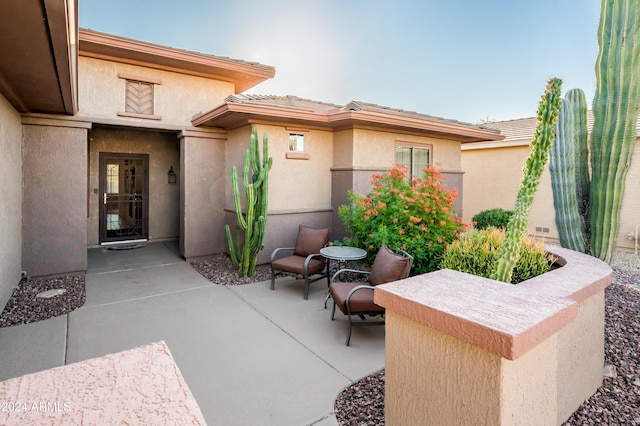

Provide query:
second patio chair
left=270, top=225, right=331, bottom=300
left=329, top=244, right=413, bottom=346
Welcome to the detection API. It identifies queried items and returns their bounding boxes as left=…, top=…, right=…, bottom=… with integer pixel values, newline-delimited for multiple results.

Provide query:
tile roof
left=226, top=94, right=494, bottom=133
left=481, top=112, right=640, bottom=143
left=80, top=28, right=275, bottom=74
left=224, top=94, right=341, bottom=111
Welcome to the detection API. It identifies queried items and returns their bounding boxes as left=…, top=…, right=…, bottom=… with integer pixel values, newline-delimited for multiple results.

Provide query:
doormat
left=105, top=243, right=147, bottom=250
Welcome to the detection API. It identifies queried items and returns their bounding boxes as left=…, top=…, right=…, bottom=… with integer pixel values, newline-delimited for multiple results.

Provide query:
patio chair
left=329, top=244, right=413, bottom=346
left=270, top=225, right=331, bottom=300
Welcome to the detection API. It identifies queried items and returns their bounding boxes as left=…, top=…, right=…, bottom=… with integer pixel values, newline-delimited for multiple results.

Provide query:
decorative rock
left=36, top=288, right=67, bottom=299
left=603, top=364, right=617, bottom=378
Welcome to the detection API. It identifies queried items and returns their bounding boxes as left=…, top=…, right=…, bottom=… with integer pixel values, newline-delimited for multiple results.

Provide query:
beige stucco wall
left=385, top=311, right=558, bottom=425
left=225, top=124, right=333, bottom=212
left=556, top=291, right=605, bottom=424
left=77, top=56, right=235, bottom=126
left=223, top=124, right=334, bottom=261
left=87, top=127, right=180, bottom=246
left=462, top=141, right=640, bottom=250
left=352, top=129, right=461, bottom=171
left=0, top=94, right=22, bottom=309
left=179, top=128, right=227, bottom=258
left=22, top=122, right=89, bottom=277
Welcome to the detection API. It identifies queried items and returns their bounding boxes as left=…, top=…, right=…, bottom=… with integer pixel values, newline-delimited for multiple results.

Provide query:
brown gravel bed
left=189, top=254, right=272, bottom=285
left=0, top=275, right=85, bottom=328
left=334, top=266, right=640, bottom=426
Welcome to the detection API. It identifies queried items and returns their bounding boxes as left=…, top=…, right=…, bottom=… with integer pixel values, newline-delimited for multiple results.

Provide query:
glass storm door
left=99, top=153, right=149, bottom=243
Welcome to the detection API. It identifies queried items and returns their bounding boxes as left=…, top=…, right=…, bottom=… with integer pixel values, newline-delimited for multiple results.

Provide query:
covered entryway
left=99, top=153, right=149, bottom=244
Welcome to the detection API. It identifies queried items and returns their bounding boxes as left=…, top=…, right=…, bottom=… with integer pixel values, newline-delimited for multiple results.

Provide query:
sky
left=79, top=0, right=601, bottom=124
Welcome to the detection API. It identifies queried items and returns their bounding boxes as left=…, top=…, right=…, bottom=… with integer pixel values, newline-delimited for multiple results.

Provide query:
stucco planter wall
left=375, top=245, right=612, bottom=426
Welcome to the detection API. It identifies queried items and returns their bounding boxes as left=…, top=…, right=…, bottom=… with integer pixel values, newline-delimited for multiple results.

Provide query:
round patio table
left=320, top=246, right=367, bottom=262
left=320, top=246, right=367, bottom=307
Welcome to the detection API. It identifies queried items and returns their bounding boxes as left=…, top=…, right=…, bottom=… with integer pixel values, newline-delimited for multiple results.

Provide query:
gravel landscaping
left=0, top=275, right=85, bottom=328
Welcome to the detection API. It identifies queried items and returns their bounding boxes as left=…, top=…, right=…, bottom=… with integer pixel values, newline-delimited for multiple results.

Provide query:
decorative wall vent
left=535, top=226, right=550, bottom=234
left=126, top=81, right=154, bottom=115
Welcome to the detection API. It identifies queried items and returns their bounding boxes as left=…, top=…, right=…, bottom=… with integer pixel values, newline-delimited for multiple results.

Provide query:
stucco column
left=178, top=128, right=227, bottom=258
left=21, top=116, right=91, bottom=277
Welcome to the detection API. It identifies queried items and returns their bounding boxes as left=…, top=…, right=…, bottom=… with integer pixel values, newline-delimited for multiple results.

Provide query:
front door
left=99, top=153, right=149, bottom=244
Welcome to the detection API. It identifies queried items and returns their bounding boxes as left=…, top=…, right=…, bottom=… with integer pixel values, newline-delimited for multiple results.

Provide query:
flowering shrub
left=338, top=164, right=466, bottom=275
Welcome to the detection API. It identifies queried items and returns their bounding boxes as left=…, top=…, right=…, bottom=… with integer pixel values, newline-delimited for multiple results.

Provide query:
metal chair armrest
left=331, top=269, right=370, bottom=283
left=346, top=284, right=376, bottom=301
left=270, top=247, right=295, bottom=263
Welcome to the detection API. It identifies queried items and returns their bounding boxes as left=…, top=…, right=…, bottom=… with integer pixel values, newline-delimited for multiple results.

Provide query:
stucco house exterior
left=0, top=0, right=503, bottom=312
left=462, top=115, right=640, bottom=251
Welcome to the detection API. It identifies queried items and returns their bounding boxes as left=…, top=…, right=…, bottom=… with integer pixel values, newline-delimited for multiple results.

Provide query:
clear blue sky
left=79, top=0, right=601, bottom=124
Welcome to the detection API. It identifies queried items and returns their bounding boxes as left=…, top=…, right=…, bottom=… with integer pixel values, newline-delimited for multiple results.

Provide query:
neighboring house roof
left=0, top=0, right=78, bottom=114
left=465, top=113, right=640, bottom=150
left=192, top=95, right=504, bottom=143
left=79, top=29, right=275, bottom=93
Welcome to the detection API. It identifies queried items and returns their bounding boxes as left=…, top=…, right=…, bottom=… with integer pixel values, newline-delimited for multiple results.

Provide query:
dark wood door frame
left=99, top=153, right=149, bottom=244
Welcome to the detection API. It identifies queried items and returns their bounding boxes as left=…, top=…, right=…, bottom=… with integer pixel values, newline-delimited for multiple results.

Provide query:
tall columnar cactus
left=224, top=126, right=272, bottom=277
left=589, top=0, right=640, bottom=262
left=549, top=95, right=588, bottom=252
left=567, top=88, right=590, bottom=237
left=490, top=78, right=562, bottom=284
left=549, top=0, right=640, bottom=263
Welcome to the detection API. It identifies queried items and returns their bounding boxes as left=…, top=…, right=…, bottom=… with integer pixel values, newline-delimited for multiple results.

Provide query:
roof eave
left=193, top=103, right=504, bottom=142
left=0, top=0, right=78, bottom=114
left=79, top=29, right=275, bottom=93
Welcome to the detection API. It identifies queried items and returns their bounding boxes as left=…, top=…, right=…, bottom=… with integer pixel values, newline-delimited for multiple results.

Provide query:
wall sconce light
left=168, top=166, right=177, bottom=184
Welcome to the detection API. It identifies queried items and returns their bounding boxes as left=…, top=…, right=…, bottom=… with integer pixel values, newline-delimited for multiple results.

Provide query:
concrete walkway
left=0, top=241, right=385, bottom=425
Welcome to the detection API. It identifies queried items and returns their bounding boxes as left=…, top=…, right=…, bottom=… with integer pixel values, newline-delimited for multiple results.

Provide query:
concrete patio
left=0, top=241, right=385, bottom=425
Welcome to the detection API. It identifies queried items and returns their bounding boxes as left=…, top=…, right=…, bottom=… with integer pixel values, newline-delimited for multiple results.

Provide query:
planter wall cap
left=375, top=247, right=611, bottom=360
left=524, top=245, right=613, bottom=303
left=375, top=270, right=577, bottom=360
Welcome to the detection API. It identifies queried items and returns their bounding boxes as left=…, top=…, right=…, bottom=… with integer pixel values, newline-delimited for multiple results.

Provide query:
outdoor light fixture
left=168, top=166, right=177, bottom=184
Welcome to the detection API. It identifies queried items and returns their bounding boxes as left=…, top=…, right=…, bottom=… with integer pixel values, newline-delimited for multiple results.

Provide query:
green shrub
left=441, top=228, right=555, bottom=284
left=339, top=164, right=466, bottom=275
left=472, top=208, right=514, bottom=230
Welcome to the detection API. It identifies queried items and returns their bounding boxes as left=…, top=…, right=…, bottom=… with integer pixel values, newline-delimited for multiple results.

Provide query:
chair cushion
left=272, top=255, right=325, bottom=275
left=367, top=244, right=410, bottom=285
left=293, top=225, right=330, bottom=257
left=330, top=282, right=384, bottom=315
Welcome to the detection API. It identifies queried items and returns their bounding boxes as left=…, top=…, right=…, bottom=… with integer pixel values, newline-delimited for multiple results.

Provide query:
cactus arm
left=230, top=166, right=247, bottom=230
left=549, top=98, right=587, bottom=252
left=224, top=224, right=240, bottom=267
left=490, top=78, right=563, bottom=283
left=565, top=88, right=590, bottom=241
left=589, top=0, right=640, bottom=262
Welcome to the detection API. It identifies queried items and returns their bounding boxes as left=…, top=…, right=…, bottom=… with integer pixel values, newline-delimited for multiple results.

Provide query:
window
left=125, top=80, right=154, bottom=115
left=395, top=144, right=431, bottom=177
left=289, top=133, right=305, bottom=152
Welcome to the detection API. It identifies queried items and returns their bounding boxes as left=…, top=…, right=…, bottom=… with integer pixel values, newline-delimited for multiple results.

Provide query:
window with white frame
left=288, top=133, right=305, bottom=152
left=395, top=144, right=431, bottom=177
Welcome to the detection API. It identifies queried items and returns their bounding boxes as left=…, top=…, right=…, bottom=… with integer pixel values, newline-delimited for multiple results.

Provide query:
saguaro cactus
left=224, top=126, right=272, bottom=277
left=549, top=0, right=640, bottom=262
left=490, top=78, right=562, bottom=284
